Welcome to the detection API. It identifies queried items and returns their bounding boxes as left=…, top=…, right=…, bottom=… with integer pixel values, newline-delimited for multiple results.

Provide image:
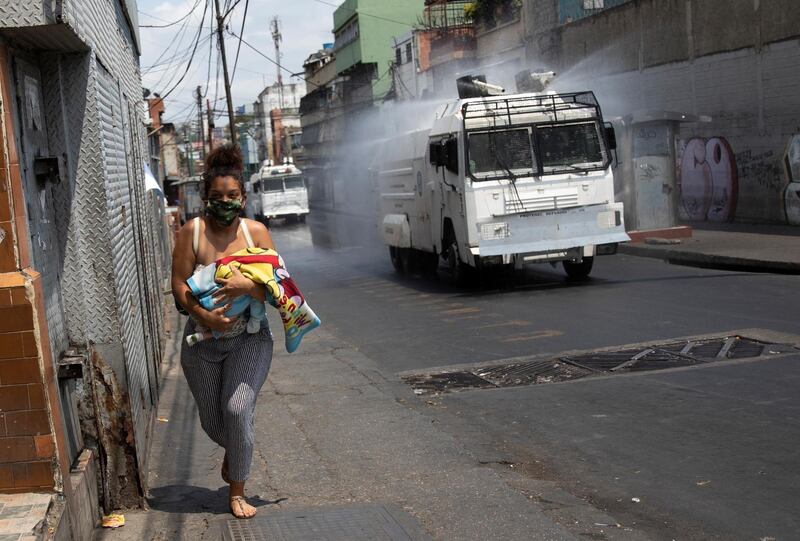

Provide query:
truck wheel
left=298, top=214, right=307, bottom=223
left=416, top=250, right=439, bottom=276
left=563, top=256, right=594, bottom=280
left=447, top=241, right=472, bottom=286
left=389, top=246, right=410, bottom=275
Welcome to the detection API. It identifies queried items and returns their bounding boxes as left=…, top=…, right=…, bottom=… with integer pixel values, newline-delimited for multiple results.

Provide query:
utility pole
left=195, top=86, right=205, bottom=161
left=213, top=0, right=238, bottom=145
left=271, top=17, right=284, bottom=108
left=183, top=124, right=194, bottom=176
left=206, top=98, right=215, bottom=151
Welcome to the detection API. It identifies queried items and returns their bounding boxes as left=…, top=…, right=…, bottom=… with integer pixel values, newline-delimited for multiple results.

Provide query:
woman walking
left=171, top=145, right=274, bottom=519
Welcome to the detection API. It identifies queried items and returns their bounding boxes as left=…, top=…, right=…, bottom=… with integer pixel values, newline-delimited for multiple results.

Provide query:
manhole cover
left=404, top=335, right=794, bottom=394
left=222, top=505, right=431, bottom=541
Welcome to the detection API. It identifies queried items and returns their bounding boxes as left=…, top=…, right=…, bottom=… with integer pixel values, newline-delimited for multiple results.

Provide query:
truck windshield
left=537, top=122, right=605, bottom=173
left=468, top=128, right=535, bottom=180
left=283, top=175, right=304, bottom=189
left=262, top=178, right=284, bottom=192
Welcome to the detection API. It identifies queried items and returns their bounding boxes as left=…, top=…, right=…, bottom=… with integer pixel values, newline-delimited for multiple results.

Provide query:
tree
left=464, top=0, right=521, bottom=28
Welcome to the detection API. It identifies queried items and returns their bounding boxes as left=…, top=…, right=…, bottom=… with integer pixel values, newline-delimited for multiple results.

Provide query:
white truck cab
left=249, top=160, right=310, bottom=224
left=379, top=75, right=629, bottom=280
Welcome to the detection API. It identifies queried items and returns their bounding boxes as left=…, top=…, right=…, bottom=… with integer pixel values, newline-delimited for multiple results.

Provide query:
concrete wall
left=475, top=15, right=525, bottom=90
left=526, top=0, right=800, bottom=225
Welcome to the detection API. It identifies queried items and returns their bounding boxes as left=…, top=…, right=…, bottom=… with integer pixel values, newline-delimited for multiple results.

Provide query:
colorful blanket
left=185, top=247, right=320, bottom=353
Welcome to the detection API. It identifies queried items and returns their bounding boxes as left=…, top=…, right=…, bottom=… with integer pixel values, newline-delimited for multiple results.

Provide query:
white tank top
left=191, top=217, right=255, bottom=338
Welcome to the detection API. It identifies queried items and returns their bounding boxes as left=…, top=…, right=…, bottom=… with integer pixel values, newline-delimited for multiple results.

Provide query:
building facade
left=523, top=0, right=800, bottom=225
left=254, top=81, right=305, bottom=162
left=333, top=0, right=424, bottom=121
left=0, top=0, right=169, bottom=537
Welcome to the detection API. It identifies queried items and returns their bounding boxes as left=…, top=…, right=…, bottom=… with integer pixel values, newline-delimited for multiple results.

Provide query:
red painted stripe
left=216, top=254, right=282, bottom=267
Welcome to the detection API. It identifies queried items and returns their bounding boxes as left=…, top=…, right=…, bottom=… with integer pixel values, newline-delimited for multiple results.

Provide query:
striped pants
left=180, top=318, right=273, bottom=482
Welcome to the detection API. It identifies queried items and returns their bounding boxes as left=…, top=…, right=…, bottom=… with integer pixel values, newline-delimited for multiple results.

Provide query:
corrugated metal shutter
left=121, top=100, right=162, bottom=399
left=96, top=63, right=153, bottom=467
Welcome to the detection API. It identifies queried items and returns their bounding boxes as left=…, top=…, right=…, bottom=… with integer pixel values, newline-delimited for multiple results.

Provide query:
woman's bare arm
left=248, top=219, right=276, bottom=251
left=171, top=220, right=237, bottom=332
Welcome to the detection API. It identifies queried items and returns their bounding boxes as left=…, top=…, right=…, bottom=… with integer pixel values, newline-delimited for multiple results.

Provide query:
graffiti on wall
left=784, top=135, right=800, bottom=225
left=678, top=137, right=738, bottom=222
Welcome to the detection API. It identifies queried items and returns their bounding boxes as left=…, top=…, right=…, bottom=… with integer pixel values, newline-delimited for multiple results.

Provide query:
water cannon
left=515, top=69, right=557, bottom=93
left=456, top=75, right=506, bottom=99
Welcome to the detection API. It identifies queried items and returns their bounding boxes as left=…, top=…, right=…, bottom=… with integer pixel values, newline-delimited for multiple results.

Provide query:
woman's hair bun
left=203, top=144, right=245, bottom=196
left=205, top=144, right=243, bottom=172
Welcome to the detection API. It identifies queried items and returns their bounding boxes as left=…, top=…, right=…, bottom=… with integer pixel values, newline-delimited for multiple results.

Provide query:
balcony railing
left=422, top=0, right=472, bottom=30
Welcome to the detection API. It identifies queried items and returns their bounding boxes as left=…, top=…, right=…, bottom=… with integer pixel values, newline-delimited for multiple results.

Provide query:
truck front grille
left=504, top=190, right=580, bottom=214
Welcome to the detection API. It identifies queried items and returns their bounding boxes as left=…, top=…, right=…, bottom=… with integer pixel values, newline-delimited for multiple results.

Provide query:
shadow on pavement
left=147, top=485, right=286, bottom=514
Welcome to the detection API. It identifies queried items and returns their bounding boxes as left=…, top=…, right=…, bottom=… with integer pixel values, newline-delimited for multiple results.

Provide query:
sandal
left=230, top=495, right=257, bottom=519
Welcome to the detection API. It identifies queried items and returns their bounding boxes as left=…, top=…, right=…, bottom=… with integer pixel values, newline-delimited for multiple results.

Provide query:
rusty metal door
left=11, top=58, right=63, bottom=294
left=11, top=56, right=76, bottom=458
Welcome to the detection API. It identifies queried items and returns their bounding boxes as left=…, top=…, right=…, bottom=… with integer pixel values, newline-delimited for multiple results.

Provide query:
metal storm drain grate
left=403, top=371, right=497, bottom=394
left=223, top=505, right=431, bottom=541
left=404, top=336, right=794, bottom=395
left=475, top=359, right=591, bottom=386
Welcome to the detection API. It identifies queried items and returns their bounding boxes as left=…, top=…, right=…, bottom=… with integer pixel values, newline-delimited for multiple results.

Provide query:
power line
left=157, top=0, right=212, bottom=101
left=229, top=0, right=249, bottom=85
left=144, top=33, right=213, bottom=76
left=139, top=0, right=202, bottom=28
left=228, top=29, right=393, bottom=94
left=226, top=29, right=320, bottom=89
left=308, top=0, right=418, bottom=27
left=142, top=10, right=196, bottom=73
left=155, top=28, right=212, bottom=98
left=224, top=0, right=245, bottom=18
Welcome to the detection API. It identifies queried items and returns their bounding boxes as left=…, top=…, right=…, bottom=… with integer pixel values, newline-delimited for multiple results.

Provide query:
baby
left=185, top=248, right=320, bottom=353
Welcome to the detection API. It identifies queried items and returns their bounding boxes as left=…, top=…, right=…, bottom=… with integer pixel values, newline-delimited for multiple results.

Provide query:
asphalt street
left=267, top=209, right=800, bottom=540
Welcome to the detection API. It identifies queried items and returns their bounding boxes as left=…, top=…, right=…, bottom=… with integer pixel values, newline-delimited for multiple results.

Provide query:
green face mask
left=205, top=198, right=243, bottom=226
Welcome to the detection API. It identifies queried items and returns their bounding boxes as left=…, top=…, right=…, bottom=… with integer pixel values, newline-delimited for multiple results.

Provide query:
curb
left=618, top=243, right=800, bottom=274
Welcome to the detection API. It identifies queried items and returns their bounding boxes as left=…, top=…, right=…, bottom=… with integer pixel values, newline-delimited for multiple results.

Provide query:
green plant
left=464, top=0, right=521, bottom=25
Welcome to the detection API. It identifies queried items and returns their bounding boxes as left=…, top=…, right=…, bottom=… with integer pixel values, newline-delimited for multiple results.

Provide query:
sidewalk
left=94, top=313, right=647, bottom=541
left=619, top=223, right=800, bottom=273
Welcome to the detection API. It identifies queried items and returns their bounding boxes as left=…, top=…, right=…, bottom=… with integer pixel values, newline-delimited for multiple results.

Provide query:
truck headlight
left=480, top=222, right=510, bottom=240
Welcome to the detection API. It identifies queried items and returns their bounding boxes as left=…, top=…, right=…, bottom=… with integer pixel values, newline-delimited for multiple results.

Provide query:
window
left=334, top=17, right=359, bottom=52
left=283, top=175, right=304, bottom=189
left=395, top=47, right=402, bottom=65
left=468, top=128, right=536, bottom=180
left=536, top=122, right=605, bottom=173
left=405, top=43, right=413, bottom=64
left=262, top=178, right=284, bottom=192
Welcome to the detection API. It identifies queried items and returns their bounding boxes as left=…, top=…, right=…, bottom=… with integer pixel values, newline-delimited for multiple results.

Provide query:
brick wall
left=0, top=278, right=55, bottom=491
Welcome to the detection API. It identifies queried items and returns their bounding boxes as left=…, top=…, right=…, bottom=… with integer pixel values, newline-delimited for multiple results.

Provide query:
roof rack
left=461, top=91, right=602, bottom=126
